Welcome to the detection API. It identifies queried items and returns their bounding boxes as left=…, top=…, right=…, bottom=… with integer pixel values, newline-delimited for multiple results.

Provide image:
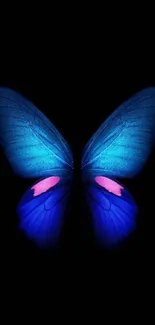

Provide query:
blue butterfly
left=0, top=87, right=155, bottom=247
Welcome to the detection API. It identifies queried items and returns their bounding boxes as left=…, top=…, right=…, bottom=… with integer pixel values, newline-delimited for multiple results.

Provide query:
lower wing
left=84, top=176, right=138, bottom=246
left=17, top=176, right=72, bottom=247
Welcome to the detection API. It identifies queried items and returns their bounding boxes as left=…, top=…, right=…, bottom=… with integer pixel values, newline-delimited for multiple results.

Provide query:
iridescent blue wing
left=0, top=87, right=73, bottom=178
left=0, top=88, right=73, bottom=247
left=17, top=176, right=71, bottom=247
left=84, top=176, right=138, bottom=246
left=82, top=88, right=155, bottom=246
left=82, top=87, right=155, bottom=179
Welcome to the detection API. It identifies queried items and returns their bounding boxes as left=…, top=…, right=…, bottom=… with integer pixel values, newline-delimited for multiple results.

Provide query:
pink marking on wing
left=95, top=176, right=124, bottom=197
left=31, top=176, right=60, bottom=197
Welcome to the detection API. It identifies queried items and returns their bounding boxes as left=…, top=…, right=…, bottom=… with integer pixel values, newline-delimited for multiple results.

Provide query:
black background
left=0, top=28, right=154, bottom=291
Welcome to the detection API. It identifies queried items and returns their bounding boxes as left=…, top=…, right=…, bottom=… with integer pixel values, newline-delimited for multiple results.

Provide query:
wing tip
left=135, top=86, right=155, bottom=97
left=0, top=86, right=16, bottom=94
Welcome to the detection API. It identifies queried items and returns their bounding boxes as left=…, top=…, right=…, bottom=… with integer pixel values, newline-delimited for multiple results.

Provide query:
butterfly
left=0, top=87, right=155, bottom=248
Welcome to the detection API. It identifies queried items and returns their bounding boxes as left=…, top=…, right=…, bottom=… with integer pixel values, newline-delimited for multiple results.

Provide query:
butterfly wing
left=82, top=88, right=155, bottom=246
left=0, top=87, right=73, bottom=178
left=17, top=176, right=71, bottom=247
left=84, top=176, right=138, bottom=246
left=0, top=88, right=73, bottom=247
left=82, top=87, right=155, bottom=178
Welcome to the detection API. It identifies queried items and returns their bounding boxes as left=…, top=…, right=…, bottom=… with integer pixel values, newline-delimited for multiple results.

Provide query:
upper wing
left=0, top=87, right=73, bottom=178
left=82, top=88, right=155, bottom=178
